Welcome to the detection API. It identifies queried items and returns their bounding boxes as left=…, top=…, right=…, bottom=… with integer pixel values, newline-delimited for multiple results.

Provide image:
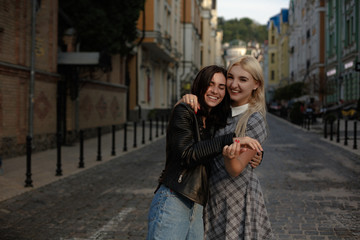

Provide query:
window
left=346, top=19, right=351, bottom=46
left=271, top=53, right=275, bottom=63
left=271, top=71, right=275, bottom=80
left=271, top=35, right=275, bottom=44
left=329, top=34, right=333, bottom=56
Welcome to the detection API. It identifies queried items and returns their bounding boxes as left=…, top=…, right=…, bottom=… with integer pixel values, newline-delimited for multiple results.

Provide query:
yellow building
left=128, top=0, right=206, bottom=120
left=267, top=9, right=289, bottom=101
left=201, top=0, right=220, bottom=67
left=128, top=0, right=183, bottom=120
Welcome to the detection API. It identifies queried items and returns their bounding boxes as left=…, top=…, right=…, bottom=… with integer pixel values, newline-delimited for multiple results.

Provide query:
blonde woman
left=182, top=56, right=273, bottom=239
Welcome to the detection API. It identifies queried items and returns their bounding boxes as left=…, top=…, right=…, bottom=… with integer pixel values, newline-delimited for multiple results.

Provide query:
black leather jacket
left=160, top=103, right=233, bottom=206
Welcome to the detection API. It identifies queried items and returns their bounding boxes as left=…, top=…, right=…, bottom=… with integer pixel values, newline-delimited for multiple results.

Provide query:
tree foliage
left=59, top=0, right=145, bottom=55
left=273, top=82, right=307, bottom=101
left=218, top=17, right=268, bottom=43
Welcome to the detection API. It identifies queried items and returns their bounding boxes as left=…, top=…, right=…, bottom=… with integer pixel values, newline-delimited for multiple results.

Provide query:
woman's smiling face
left=226, top=65, right=259, bottom=107
left=204, top=72, right=226, bottom=109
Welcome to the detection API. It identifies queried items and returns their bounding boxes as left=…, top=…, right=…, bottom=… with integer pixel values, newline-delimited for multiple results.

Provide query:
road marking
left=60, top=207, right=134, bottom=240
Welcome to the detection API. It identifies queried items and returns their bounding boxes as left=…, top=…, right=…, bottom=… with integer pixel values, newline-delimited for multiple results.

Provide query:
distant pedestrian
left=146, top=65, right=262, bottom=240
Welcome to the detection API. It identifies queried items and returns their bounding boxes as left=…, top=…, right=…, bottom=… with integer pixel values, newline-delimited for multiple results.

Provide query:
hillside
left=218, top=17, right=268, bottom=44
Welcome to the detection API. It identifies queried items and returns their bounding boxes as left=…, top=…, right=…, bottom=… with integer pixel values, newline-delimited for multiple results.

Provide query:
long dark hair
left=191, top=65, right=230, bottom=130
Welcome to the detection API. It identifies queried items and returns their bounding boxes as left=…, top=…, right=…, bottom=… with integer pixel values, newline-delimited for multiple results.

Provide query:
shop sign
left=326, top=68, right=336, bottom=77
left=344, top=61, right=353, bottom=69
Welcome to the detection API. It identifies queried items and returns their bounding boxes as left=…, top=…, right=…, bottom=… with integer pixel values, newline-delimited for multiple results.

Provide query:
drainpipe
left=28, top=0, right=36, bottom=140
left=25, top=0, right=37, bottom=187
left=135, top=5, right=146, bottom=120
left=178, top=0, right=187, bottom=98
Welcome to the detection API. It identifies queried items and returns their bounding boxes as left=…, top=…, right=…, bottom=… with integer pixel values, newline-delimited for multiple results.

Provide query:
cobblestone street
left=0, top=114, right=359, bottom=240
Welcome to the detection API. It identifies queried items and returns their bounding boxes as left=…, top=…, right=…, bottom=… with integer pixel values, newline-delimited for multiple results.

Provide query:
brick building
left=0, top=0, right=59, bottom=157
left=0, top=0, right=128, bottom=158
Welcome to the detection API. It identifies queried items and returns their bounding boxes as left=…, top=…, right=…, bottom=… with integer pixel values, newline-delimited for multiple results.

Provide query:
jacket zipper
left=178, top=170, right=186, bottom=183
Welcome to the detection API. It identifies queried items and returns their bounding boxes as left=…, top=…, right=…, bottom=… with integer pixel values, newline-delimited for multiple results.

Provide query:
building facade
left=179, top=0, right=203, bottom=96
left=287, top=0, right=325, bottom=110
left=267, top=9, right=289, bottom=102
left=0, top=0, right=59, bottom=157
left=201, top=0, right=219, bottom=67
left=128, top=0, right=182, bottom=121
left=1, top=0, right=223, bottom=158
left=325, top=0, right=360, bottom=107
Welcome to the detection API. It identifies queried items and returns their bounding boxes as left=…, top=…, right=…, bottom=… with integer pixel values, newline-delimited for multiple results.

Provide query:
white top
left=231, top=104, right=249, bottom=117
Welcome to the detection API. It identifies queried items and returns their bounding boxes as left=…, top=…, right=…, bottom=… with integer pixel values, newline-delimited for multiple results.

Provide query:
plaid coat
left=204, top=112, right=274, bottom=240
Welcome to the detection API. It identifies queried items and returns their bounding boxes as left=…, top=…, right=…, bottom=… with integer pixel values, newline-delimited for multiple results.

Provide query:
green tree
left=218, top=17, right=268, bottom=43
left=273, top=82, right=307, bottom=101
left=59, top=0, right=145, bottom=55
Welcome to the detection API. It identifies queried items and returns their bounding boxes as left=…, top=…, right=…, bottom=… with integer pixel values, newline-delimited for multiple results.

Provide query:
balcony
left=141, top=31, right=175, bottom=62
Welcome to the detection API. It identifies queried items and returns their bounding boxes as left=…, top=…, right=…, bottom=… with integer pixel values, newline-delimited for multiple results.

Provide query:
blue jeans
left=146, top=184, right=204, bottom=240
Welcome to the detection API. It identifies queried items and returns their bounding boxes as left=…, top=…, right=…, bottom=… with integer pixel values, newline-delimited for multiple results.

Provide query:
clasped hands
left=224, top=137, right=263, bottom=168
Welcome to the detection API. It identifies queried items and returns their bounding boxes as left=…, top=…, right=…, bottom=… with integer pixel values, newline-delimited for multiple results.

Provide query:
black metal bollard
left=324, top=119, right=327, bottom=139
left=56, top=132, right=62, bottom=176
left=307, top=117, right=310, bottom=131
left=149, top=119, right=153, bottom=141
left=336, top=119, right=340, bottom=143
left=133, top=121, right=137, bottom=148
left=78, top=130, right=84, bottom=168
left=123, top=123, right=127, bottom=152
left=353, top=121, right=357, bottom=149
left=25, top=136, right=33, bottom=187
left=142, top=120, right=145, bottom=144
left=330, top=120, right=334, bottom=141
left=161, top=116, right=164, bottom=135
left=156, top=117, right=159, bottom=138
left=111, top=125, right=116, bottom=156
left=344, top=120, right=348, bottom=146
left=97, top=127, right=102, bottom=161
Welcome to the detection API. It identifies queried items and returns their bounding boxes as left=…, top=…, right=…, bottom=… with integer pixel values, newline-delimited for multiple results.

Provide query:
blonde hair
left=228, top=56, right=267, bottom=137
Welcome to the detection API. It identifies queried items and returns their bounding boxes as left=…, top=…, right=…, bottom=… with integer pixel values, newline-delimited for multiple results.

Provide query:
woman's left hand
left=249, top=152, right=262, bottom=168
left=234, top=136, right=262, bottom=153
left=223, top=139, right=246, bottom=160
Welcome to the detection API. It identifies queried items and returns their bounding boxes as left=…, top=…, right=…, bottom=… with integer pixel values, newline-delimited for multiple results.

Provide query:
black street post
left=156, top=117, right=159, bottom=138
left=123, top=123, right=127, bottom=152
left=353, top=121, right=357, bottom=149
left=111, top=125, right=116, bottom=156
left=149, top=119, right=153, bottom=141
left=142, top=120, right=145, bottom=144
left=330, top=120, right=334, bottom=141
left=25, top=136, right=33, bottom=187
left=344, top=120, right=348, bottom=146
left=78, top=130, right=84, bottom=168
left=336, top=119, right=340, bottom=142
left=133, top=122, right=137, bottom=148
left=161, top=116, right=164, bottom=135
left=97, top=127, right=102, bottom=161
left=55, top=132, right=62, bottom=176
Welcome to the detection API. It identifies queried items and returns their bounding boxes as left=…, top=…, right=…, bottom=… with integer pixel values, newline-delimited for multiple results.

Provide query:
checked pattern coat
left=204, top=112, right=274, bottom=240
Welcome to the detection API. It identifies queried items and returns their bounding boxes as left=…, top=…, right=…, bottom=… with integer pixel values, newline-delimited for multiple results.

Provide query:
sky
left=217, top=0, right=290, bottom=25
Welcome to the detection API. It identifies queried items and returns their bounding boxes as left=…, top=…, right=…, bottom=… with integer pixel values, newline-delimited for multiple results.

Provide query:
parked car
left=269, top=102, right=282, bottom=115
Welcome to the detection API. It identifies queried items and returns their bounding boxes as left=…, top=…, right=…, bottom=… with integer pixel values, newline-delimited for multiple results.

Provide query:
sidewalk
left=273, top=113, right=360, bottom=157
left=0, top=121, right=166, bottom=202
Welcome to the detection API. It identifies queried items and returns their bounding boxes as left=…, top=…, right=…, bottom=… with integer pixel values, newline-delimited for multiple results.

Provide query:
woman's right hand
left=181, top=94, right=200, bottom=113
left=234, top=136, right=263, bottom=153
